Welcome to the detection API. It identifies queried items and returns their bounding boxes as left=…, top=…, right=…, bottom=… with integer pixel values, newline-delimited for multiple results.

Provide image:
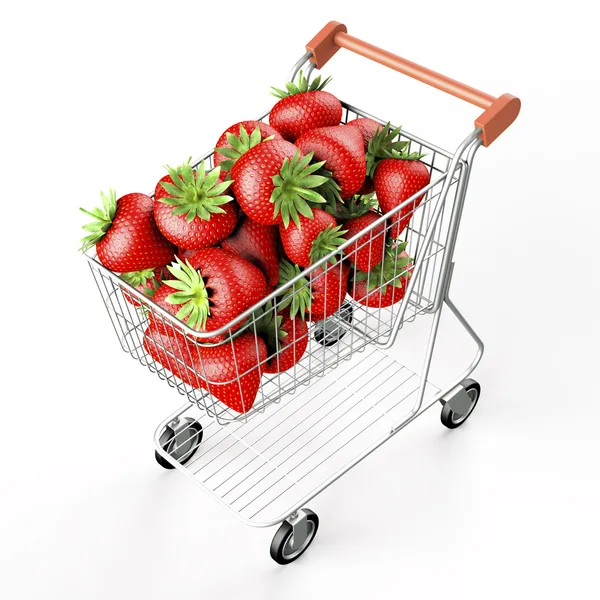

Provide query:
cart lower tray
left=157, top=344, right=440, bottom=526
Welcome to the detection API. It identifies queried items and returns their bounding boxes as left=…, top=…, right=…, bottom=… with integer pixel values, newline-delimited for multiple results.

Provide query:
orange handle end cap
left=306, top=21, right=347, bottom=69
left=475, top=94, right=521, bottom=146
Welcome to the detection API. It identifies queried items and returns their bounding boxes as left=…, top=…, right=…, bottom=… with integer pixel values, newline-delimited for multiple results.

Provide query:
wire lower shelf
left=158, top=344, right=440, bottom=526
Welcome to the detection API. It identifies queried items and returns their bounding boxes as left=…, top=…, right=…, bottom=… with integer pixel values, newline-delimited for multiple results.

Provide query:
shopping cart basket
left=84, top=21, right=520, bottom=564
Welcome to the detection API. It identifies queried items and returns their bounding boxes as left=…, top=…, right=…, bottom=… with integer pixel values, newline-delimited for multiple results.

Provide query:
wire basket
left=85, top=102, right=465, bottom=425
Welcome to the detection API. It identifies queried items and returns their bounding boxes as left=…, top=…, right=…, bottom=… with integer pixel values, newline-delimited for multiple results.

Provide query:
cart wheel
left=270, top=509, right=319, bottom=565
left=155, top=418, right=203, bottom=470
left=441, top=379, right=480, bottom=429
left=313, top=302, right=353, bottom=347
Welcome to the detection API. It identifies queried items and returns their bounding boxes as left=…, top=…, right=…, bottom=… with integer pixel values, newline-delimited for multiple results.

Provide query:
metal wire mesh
left=85, top=102, right=465, bottom=426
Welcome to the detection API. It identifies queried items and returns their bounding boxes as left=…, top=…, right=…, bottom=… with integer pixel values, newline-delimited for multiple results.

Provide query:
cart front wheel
left=270, top=509, right=319, bottom=565
left=313, top=302, right=353, bottom=347
left=441, top=379, right=480, bottom=429
left=155, top=418, right=203, bottom=470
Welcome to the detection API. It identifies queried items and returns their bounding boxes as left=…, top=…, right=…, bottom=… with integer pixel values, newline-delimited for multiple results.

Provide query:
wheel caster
left=155, top=417, right=203, bottom=469
left=313, top=302, right=353, bottom=347
left=270, top=509, right=319, bottom=565
left=441, top=378, right=480, bottom=429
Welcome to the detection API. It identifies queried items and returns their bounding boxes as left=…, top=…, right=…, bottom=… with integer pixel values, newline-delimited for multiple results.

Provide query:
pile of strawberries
left=81, top=71, right=431, bottom=414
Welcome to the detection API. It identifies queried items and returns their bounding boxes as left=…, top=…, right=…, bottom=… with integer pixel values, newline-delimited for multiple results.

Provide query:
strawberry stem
left=366, top=123, right=425, bottom=178
left=271, top=70, right=333, bottom=99
left=309, top=224, right=347, bottom=264
left=277, top=260, right=311, bottom=320
left=215, top=124, right=273, bottom=171
left=158, top=160, right=233, bottom=223
left=271, top=151, right=330, bottom=228
left=354, top=241, right=412, bottom=294
left=79, top=189, right=117, bottom=252
left=163, top=257, right=211, bottom=330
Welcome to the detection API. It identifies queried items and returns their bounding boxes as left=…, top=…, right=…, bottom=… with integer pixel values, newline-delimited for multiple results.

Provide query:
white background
left=2, top=1, right=599, bottom=598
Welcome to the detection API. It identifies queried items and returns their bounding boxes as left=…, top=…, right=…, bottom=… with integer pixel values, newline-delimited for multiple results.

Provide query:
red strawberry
left=279, top=259, right=349, bottom=322
left=120, top=265, right=169, bottom=307
left=343, top=214, right=387, bottom=273
left=345, top=118, right=384, bottom=194
left=349, top=242, right=413, bottom=307
left=154, top=161, right=237, bottom=250
left=253, top=302, right=308, bottom=373
left=143, top=324, right=200, bottom=387
left=80, top=190, right=174, bottom=272
left=345, top=117, right=383, bottom=151
left=296, top=125, right=366, bottom=198
left=367, top=125, right=431, bottom=238
left=150, top=248, right=267, bottom=340
left=269, top=71, right=342, bottom=142
left=231, top=140, right=329, bottom=226
left=214, top=121, right=282, bottom=178
left=334, top=194, right=387, bottom=272
left=144, top=326, right=266, bottom=413
left=221, top=216, right=280, bottom=287
left=279, top=208, right=346, bottom=268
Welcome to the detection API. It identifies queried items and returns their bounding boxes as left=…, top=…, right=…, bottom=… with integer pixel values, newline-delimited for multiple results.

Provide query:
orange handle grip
left=306, top=22, right=520, bottom=147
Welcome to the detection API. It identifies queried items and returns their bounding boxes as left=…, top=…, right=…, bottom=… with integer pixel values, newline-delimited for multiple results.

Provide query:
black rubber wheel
left=441, top=379, right=481, bottom=429
left=155, top=419, right=203, bottom=470
left=313, top=302, right=354, bottom=347
left=270, top=509, right=319, bottom=565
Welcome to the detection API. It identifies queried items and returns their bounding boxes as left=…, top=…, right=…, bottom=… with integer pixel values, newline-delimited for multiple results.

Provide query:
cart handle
left=306, top=22, right=520, bottom=147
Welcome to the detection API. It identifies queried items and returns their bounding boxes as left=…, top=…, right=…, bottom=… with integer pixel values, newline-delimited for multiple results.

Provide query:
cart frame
left=84, top=22, right=518, bottom=564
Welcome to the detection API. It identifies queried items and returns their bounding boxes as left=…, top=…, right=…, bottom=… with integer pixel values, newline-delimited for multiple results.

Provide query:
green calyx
left=79, top=189, right=117, bottom=251
left=159, top=160, right=233, bottom=222
left=334, top=193, right=379, bottom=219
left=271, top=69, right=332, bottom=99
left=277, top=260, right=311, bottom=320
left=366, top=123, right=425, bottom=178
left=355, top=241, right=412, bottom=294
left=314, top=168, right=342, bottom=214
left=120, top=269, right=161, bottom=298
left=215, top=124, right=274, bottom=171
left=163, top=257, right=210, bottom=330
left=271, top=151, right=329, bottom=228
left=252, top=301, right=287, bottom=353
left=310, top=224, right=347, bottom=264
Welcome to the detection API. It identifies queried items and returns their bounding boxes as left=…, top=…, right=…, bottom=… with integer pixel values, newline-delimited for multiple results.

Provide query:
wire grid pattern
left=86, top=102, right=463, bottom=426
left=160, top=345, right=440, bottom=524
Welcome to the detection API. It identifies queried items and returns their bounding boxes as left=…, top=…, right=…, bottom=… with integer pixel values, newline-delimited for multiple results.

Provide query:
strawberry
left=296, top=125, right=366, bottom=199
left=214, top=121, right=282, bottom=178
left=278, top=259, right=349, bottom=322
left=367, top=124, right=431, bottom=238
left=269, top=70, right=342, bottom=142
left=231, top=140, right=329, bottom=226
left=143, top=324, right=200, bottom=387
left=345, top=117, right=383, bottom=151
left=221, top=216, right=280, bottom=287
left=80, top=190, right=175, bottom=272
left=345, top=118, right=384, bottom=194
left=349, top=241, right=413, bottom=307
left=253, top=302, right=308, bottom=373
left=154, top=160, right=237, bottom=250
left=335, top=194, right=387, bottom=272
left=279, top=208, right=346, bottom=268
left=120, top=265, right=169, bottom=307
left=151, top=249, right=267, bottom=340
left=143, top=325, right=266, bottom=413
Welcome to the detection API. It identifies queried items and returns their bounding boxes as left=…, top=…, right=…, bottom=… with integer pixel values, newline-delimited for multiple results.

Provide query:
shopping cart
left=84, top=21, right=520, bottom=564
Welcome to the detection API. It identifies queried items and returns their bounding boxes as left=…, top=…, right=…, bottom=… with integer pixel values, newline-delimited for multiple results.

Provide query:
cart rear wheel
left=155, top=418, right=203, bottom=470
left=313, top=302, right=353, bottom=347
left=270, top=509, right=319, bottom=565
left=441, top=379, right=480, bottom=429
